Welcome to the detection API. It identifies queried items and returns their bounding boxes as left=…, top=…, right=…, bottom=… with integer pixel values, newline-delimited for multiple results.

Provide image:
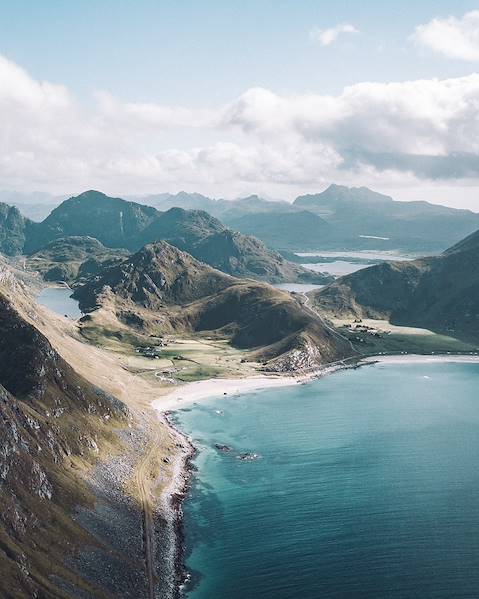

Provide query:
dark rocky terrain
left=0, top=203, right=31, bottom=256
left=27, top=236, right=129, bottom=284
left=0, top=275, right=151, bottom=597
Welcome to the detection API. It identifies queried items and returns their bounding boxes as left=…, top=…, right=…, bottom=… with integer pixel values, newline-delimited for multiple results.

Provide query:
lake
left=175, top=361, right=479, bottom=598
left=37, top=287, right=82, bottom=319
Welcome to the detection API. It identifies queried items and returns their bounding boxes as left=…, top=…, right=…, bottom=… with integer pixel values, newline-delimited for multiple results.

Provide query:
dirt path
left=135, top=430, right=161, bottom=599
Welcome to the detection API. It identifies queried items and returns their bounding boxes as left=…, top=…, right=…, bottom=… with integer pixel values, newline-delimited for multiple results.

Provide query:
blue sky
left=1, top=0, right=478, bottom=102
left=1, top=2, right=479, bottom=208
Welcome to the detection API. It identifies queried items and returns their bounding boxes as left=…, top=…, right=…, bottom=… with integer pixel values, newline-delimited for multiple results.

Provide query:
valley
left=1, top=186, right=479, bottom=598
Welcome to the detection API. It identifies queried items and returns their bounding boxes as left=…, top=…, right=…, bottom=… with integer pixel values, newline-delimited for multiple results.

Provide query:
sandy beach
left=364, top=354, right=479, bottom=365
left=153, top=374, right=305, bottom=413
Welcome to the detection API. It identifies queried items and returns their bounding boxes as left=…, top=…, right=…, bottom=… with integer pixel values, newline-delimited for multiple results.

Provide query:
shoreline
left=155, top=351, right=479, bottom=597
left=159, top=412, right=196, bottom=599
left=153, top=358, right=361, bottom=597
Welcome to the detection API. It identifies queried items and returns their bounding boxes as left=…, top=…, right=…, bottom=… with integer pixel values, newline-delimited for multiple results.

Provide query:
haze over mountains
left=7, top=184, right=479, bottom=255
left=135, top=185, right=479, bottom=253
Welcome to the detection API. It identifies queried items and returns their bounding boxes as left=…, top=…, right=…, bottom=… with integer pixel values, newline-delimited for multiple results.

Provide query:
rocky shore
left=157, top=357, right=364, bottom=597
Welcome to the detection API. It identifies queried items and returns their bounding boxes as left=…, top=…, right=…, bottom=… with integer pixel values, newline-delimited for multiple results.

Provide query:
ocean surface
left=37, top=287, right=82, bottom=319
left=174, top=361, right=479, bottom=599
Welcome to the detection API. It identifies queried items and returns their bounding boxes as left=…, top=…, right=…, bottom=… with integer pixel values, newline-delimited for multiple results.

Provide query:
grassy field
left=332, top=318, right=479, bottom=357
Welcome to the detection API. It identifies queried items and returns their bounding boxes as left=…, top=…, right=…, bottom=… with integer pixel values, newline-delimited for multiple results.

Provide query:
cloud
left=412, top=10, right=479, bottom=61
left=2, top=53, right=479, bottom=204
left=309, top=23, right=359, bottom=47
left=224, top=75, right=479, bottom=163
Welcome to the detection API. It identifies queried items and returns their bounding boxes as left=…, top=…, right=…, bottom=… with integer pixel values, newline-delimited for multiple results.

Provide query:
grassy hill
left=27, top=235, right=128, bottom=283
left=74, top=241, right=351, bottom=371
left=312, top=228, right=479, bottom=342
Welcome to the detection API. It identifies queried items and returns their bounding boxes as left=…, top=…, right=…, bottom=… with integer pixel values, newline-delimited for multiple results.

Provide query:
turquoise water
left=174, top=362, right=479, bottom=598
left=37, top=287, right=82, bottom=319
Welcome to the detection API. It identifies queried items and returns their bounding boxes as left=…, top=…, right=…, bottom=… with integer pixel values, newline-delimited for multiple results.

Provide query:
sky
left=1, top=1, right=479, bottom=209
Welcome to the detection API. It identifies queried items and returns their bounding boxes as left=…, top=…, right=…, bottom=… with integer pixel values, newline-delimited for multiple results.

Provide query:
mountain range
left=10, top=185, right=479, bottom=254
left=137, top=185, right=479, bottom=252
left=0, top=191, right=329, bottom=285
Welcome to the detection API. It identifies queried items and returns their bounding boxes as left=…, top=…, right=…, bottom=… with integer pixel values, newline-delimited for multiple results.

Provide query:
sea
left=174, top=361, right=479, bottom=598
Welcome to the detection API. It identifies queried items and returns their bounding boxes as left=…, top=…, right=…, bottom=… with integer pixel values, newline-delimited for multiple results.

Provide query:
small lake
left=176, top=361, right=479, bottom=599
left=37, top=287, right=82, bottom=319
left=274, top=283, right=324, bottom=293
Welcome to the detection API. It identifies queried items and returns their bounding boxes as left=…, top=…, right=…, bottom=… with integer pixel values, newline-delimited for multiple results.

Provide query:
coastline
left=154, top=351, right=479, bottom=597
left=159, top=412, right=196, bottom=599
left=153, top=358, right=360, bottom=597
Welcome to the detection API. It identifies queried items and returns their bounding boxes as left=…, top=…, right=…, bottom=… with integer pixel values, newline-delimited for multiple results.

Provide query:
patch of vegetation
left=175, top=364, right=223, bottom=382
left=342, top=327, right=478, bottom=357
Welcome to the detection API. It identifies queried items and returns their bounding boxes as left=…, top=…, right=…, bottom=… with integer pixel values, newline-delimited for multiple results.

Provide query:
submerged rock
left=214, top=443, right=232, bottom=453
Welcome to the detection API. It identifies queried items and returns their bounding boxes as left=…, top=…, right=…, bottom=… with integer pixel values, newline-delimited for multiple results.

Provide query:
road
left=126, top=369, right=160, bottom=599
left=300, top=291, right=363, bottom=356
left=135, top=430, right=160, bottom=599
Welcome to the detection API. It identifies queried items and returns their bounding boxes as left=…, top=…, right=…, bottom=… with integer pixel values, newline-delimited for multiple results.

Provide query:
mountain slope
left=0, top=273, right=133, bottom=598
left=27, top=236, right=129, bottom=283
left=312, top=229, right=479, bottom=341
left=7, top=191, right=326, bottom=284
left=74, top=241, right=351, bottom=370
left=25, top=190, right=158, bottom=253
left=226, top=210, right=331, bottom=250
left=0, top=203, right=31, bottom=256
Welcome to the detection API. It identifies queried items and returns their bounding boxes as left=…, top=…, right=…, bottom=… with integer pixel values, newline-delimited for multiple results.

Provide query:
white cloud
left=2, top=53, right=479, bottom=206
left=412, top=10, right=479, bottom=61
left=309, top=23, right=359, bottom=47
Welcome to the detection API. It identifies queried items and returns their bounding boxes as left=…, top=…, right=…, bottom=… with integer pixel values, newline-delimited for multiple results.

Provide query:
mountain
left=0, top=202, right=31, bottom=255
left=74, top=241, right=350, bottom=370
left=26, top=190, right=159, bottom=253
left=2, top=190, right=328, bottom=284
left=136, top=191, right=219, bottom=214
left=135, top=192, right=296, bottom=222
left=294, top=184, right=479, bottom=252
left=0, top=272, right=135, bottom=597
left=312, top=229, right=479, bottom=342
left=27, top=235, right=129, bottom=283
left=138, top=186, right=479, bottom=252
left=226, top=210, right=331, bottom=250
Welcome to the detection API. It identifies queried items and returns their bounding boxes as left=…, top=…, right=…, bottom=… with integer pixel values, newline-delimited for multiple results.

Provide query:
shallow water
left=37, top=287, right=82, bottom=319
left=176, top=362, right=479, bottom=598
left=295, top=250, right=414, bottom=260
left=302, top=260, right=371, bottom=276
